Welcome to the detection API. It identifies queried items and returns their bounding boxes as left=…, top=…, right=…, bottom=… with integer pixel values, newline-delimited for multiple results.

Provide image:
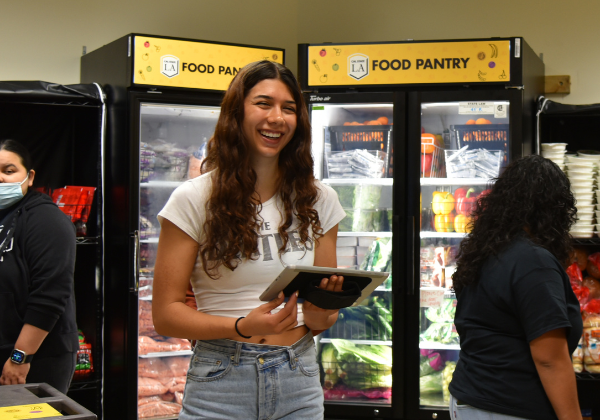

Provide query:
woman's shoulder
left=505, top=237, right=562, bottom=271
left=313, top=179, right=338, bottom=202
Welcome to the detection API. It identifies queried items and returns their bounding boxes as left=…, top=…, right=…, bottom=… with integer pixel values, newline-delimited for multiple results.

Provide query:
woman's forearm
left=153, top=302, right=238, bottom=341
left=14, top=324, right=49, bottom=355
left=535, top=356, right=582, bottom=420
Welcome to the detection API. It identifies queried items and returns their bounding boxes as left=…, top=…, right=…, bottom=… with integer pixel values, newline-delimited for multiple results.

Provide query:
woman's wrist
left=304, top=311, right=338, bottom=331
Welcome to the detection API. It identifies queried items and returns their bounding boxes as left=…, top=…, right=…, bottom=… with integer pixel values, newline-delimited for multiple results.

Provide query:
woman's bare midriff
left=226, top=325, right=310, bottom=346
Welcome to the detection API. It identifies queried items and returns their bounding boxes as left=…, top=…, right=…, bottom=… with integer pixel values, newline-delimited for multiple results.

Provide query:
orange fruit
left=343, top=122, right=351, bottom=126
left=475, top=118, right=491, bottom=125
left=466, top=119, right=476, bottom=125
left=366, top=120, right=382, bottom=125
left=377, top=116, right=389, bottom=125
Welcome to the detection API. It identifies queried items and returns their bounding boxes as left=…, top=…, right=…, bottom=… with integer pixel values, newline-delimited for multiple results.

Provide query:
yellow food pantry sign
left=133, top=36, right=284, bottom=90
left=306, top=40, right=511, bottom=86
left=0, top=403, right=62, bottom=419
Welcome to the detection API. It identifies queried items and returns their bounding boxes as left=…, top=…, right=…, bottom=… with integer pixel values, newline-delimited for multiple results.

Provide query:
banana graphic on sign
left=489, top=44, right=498, bottom=58
left=478, top=70, right=487, bottom=81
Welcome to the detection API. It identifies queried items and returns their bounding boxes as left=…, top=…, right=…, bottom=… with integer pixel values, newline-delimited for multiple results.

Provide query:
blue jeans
left=179, top=332, right=324, bottom=420
left=449, top=394, right=531, bottom=420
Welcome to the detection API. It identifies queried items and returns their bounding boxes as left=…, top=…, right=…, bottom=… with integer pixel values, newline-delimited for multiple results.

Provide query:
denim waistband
left=194, top=331, right=315, bottom=369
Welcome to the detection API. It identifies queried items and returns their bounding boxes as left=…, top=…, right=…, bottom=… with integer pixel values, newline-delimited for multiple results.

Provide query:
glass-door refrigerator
left=298, top=37, right=544, bottom=420
left=81, top=33, right=284, bottom=420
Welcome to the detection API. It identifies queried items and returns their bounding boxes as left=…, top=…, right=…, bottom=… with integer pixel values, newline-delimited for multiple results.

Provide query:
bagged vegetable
left=419, top=352, right=443, bottom=377
left=420, top=371, right=443, bottom=394
left=425, top=298, right=456, bottom=323
left=420, top=322, right=459, bottom=345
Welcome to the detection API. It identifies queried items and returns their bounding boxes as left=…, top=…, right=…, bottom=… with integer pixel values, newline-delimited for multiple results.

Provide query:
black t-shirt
left=449, top=236, right=582, bottom=420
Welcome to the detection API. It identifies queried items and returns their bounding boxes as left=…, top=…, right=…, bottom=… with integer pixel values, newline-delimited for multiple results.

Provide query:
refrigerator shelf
left=420, top=177, right=491, bottom=186
left=140, top=350, right=194, bottom=358
left=419, top=342, right=460, bottom=350
left=141, top=238, right=160, bottom=244
left=420, top=232, right=466, bottom=239
left=338, top=231, right=393, bottom=237
left=323, top=178, right=393, bottom=186
left=140, top=181, right=184, bottom=188
left=320, top=338, right=393, bottom=346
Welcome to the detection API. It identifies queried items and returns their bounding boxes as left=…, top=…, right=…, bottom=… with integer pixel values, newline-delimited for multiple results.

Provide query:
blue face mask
left=0, top=174, right=29, bottom=210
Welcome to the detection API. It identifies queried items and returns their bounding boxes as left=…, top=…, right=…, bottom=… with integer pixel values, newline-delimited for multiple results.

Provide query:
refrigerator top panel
left=299, top=37, right=535, bottom=90
left=81, top=33, right=284, bottom=92
left=132, top=35, right=284, bottom=90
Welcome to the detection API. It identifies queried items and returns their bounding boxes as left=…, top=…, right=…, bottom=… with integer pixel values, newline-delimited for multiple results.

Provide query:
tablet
left=259, top=265, right=390, bottom=307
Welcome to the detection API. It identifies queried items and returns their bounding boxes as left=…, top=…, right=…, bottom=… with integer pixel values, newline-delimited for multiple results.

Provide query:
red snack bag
left=588, top=253, right=600, bottom=279
left=566, top=263, right=583, bottom=287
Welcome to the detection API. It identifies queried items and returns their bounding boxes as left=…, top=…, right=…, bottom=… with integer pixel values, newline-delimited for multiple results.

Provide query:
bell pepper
left=431, top=192, right=455, bottom=215
left=453, top=187, right=468, bottom=202
left=454, top=213, right=472, bottom=233
left=435, top=212, right=455, bottom=232
left=456, top=188, right=478, bottom=216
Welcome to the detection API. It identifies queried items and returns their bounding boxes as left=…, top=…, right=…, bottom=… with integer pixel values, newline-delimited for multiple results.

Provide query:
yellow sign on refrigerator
left=307, top=41, right=511, bottom=86
left=133, top=36, right=284, bottom=90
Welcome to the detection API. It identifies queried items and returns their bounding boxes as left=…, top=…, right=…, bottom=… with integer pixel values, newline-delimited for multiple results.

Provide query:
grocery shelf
left=75, top=236, right=100, bottom=245
left=320, top=338, right=392, bottom=346
left=572, top=238, right=600, bottom=245
left=420, top=232, right=466, bottom=239
left=419, top=341, right=460, bottom=350
left=576, top=372, right=600, bottom=381
left=420, top=177, right=492, bottom=186
left=323, top=178, right=393, bottom=186
left=140, top=350, right=193, bottom=358
left=140, top=180, right=184, bottom=188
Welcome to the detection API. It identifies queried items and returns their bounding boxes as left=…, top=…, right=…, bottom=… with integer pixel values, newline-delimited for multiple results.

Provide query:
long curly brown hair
left=199, top=60, right=321, bottom=278
left=452, top=155, right=577, bottom=295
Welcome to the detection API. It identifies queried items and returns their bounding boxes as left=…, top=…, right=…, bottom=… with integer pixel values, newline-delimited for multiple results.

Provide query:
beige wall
left=1, top=0, right=598, bottom=105
left=0, top=0, right=299, bottom=88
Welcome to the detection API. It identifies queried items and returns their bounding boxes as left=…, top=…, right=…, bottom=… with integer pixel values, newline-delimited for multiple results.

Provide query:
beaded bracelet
left=235, top=316, right=252, bottom=339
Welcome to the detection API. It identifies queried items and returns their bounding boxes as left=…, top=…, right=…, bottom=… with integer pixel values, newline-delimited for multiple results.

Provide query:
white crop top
left=157, top=171, right=346, bottom=326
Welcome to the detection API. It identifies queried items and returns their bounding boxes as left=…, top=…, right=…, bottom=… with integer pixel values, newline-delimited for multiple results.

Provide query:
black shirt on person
left=449, top=236, right=582, bottom=420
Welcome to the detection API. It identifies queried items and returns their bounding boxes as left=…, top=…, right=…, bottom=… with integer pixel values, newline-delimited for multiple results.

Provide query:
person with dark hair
left=152, top=60, right=345, bottom=419
left=0, top=139, right=78, bottom=393
left=449, top=155, right=583, bottom=420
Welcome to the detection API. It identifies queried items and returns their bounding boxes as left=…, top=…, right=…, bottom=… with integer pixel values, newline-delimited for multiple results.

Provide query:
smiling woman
left=151, top=61, right=346, bottom=419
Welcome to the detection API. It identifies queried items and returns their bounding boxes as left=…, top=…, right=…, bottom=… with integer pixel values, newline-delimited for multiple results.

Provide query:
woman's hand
left=0, top=359, right=30, bottom=386
left=302, top=275, right=344, bottom=331
left=237, top=291, right=299, bottom=337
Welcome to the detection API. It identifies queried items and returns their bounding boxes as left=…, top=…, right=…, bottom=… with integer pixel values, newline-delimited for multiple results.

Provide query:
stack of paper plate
left=541, top=143, right=567, bottom=171
left=569, top=151, right=600, bottom=237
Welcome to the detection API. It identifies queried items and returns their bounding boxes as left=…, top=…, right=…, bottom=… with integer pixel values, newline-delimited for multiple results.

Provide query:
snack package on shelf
left=73, top=330, right=93, bottom=380
left=583, top=310, right=600, bottom=373
left=50, top=186, right=96, bottom=236
left=573, top=336, right=583, bottom=373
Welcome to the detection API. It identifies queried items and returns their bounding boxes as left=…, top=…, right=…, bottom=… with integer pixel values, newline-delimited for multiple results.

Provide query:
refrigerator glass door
left=311, top=102, right=394, bottom=405
left=137, top=103, right=220, bottom=418
left=418, top=100, right=510, bottom=408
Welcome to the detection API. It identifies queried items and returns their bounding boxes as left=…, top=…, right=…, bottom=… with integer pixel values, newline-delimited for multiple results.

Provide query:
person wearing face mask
left=0, top=139, right=78, bottom=393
